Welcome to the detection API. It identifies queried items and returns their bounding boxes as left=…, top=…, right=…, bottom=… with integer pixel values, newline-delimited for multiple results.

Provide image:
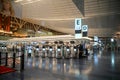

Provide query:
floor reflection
left=26, top=57, right=85, bottom=76
left=24, top=56, right=91, bottom=80
left=111, top=51, right=115, bottom=69
left=1, top=50, right=120, bottom=80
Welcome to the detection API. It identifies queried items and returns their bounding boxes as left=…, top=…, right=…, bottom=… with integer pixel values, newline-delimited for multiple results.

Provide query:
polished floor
left=0, top=50, right=120, bottom=80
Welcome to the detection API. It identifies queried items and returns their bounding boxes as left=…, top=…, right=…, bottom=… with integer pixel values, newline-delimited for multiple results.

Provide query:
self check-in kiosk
left=52, top=46, right=56, bottom=58
left=64, top=46, right=71, bottom=58
left=35, top=45, right=39, bottom=57
left=56, top=46, right=62, bottom=59
left=48, top=46, right=53, bottom=58
left=42, top=46, right=46, bottom=58
left=72, top=46, right=78, bottom=58
left=45, top=46, right=49, bottom=57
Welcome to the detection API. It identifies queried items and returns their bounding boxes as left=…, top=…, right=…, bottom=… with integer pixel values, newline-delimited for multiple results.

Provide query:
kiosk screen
left=67, top=49, right=70, bottom=51
left=43, top=48, right=45, bottom=51
left=58, top=49, right=60, bottom=51
left=74, top=49, right=76, bottom=51
left=50, top=49, right=52, bottom=51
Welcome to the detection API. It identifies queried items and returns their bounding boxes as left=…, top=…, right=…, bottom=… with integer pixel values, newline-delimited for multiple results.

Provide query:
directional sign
left=75, top=18, right=82, bottom=39
left=82, top=25, right=88, bottom=32
left=75, top=18, right=82, bottom=30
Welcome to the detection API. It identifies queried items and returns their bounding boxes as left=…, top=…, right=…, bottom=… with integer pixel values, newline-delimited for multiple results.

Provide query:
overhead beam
left=72, top=0, right=85, bottom=17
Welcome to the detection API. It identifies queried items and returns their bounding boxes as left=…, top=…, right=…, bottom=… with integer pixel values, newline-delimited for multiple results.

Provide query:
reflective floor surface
left=0, top=50, right=120, bottom=80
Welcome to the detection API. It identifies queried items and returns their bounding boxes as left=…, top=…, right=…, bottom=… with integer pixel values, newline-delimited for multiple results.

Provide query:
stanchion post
left=5, top=52, right=8, bottom=66
left=20, top=53, right=24, bottom=71
left=0, top=52, right=1, bottom=65
left=13, top=53, right=16, bottom=68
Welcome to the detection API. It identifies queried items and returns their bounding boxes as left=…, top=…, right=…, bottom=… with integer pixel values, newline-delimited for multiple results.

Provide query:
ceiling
left=13, top=0, right=120, bottom=37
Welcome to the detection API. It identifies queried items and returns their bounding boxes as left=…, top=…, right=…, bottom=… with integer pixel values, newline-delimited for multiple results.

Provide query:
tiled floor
left=0, top=50, right=120, bottom=80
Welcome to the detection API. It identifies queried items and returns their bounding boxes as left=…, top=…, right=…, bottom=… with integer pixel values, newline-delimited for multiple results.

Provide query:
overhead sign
left=82, top=25, right=88, bottom=32
left=82, top=25, right=88, bottom=37
left=75, top=18, right=82, bottom=39
left=75, top=18, right=82, bottom=30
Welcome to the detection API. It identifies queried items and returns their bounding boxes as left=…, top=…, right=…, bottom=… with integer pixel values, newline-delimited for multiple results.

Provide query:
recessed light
left=14, top=0, right=23, bottom=2
left=27, top=0, right=31, bottom=1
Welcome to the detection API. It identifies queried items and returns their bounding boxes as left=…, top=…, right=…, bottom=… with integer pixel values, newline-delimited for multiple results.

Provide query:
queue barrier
left=0, top=52, right=24, bottom=71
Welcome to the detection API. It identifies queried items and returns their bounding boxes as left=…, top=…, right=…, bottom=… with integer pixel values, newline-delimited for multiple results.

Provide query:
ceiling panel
left=13, top=0, right=120, bottom=37
left=22, top=0, right=82, bottom=19
left=84, top=0, right=120, bottom=17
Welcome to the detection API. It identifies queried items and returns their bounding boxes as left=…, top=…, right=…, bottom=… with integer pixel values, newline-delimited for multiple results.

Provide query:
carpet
left=0, top=66, right=15, bottom=74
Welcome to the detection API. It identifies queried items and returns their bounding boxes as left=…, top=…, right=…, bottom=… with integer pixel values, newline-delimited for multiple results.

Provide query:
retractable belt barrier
left=0, top=52, right=24, bottom=71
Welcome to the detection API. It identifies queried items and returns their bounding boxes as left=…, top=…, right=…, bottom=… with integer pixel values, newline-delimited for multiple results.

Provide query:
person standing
left=79, top=44, right=84, bottom=58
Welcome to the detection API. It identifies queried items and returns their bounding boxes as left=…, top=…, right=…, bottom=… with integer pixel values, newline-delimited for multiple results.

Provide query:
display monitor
left=50, top=49, right=52, bottom=51
left=74, top=49, right=76, bottom=51
left=67, top=49, right=70, bottom=51
left=43, top=48, right=45, bottom=51
left=58, top=49, right=61, bottom=51
left=111, top=38, right=114, bottom=42
left=36, top=47, right=39, bottom=51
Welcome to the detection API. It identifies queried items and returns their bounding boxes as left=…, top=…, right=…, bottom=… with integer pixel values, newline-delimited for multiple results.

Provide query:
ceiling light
left=27, top=0, right=31, bottom=1
left=32, top=17, right=89, bottom=21
left=14, top=0, right=23, bottom=2
left=21, top=0, right=41, bottom=5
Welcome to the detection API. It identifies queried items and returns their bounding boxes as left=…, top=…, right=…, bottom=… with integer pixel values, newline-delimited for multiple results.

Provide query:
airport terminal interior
left=0, top=0, right=120, bottom=80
